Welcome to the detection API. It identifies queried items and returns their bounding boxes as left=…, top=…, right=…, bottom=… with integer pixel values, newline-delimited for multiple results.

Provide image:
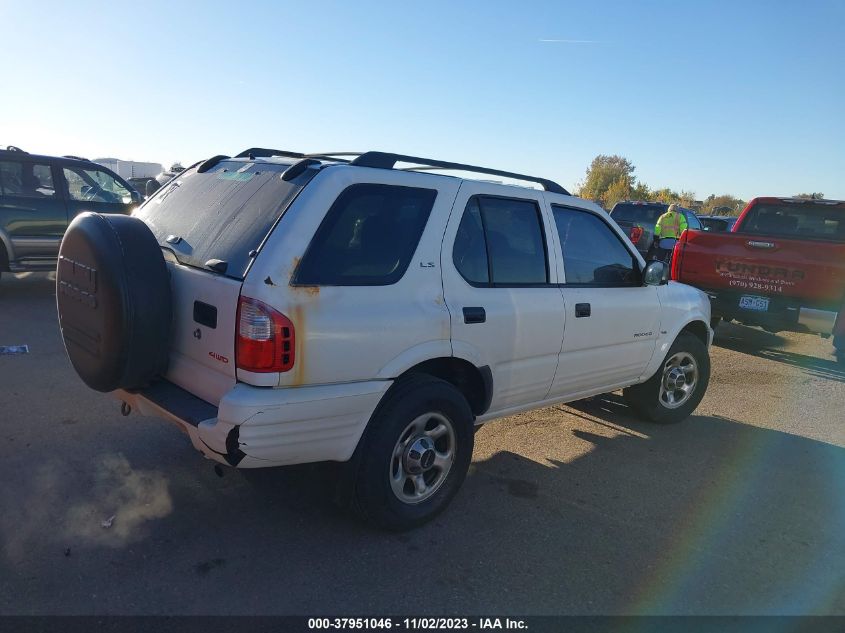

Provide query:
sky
left=1, top=0, right=843, bottom=200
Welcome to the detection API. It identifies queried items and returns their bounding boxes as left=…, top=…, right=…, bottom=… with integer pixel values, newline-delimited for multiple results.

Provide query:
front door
left=548, top=203, right=661, bottom=396
left=60, top=164, right=136, bottom=221
left=442, top=182, right=565, bottom=412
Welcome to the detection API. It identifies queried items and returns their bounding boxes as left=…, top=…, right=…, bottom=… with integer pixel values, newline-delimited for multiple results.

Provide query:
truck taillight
left=630, top=226, right=644, bottom=243
left=670, top=234, right=685, bottom=280
left=236, top=296, right=295, bottom=373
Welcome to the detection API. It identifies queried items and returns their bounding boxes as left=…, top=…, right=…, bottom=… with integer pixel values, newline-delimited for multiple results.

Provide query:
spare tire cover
left=56, top=212, right=171, bottom=392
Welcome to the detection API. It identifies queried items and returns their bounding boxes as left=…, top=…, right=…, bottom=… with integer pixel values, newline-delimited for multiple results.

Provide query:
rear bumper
left=115, top=379, right=391, bottom=468
left=706, top=289, right=838, bottom=335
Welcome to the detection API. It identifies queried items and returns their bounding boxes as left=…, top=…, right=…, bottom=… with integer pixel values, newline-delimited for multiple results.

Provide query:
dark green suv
left=0, top=146, right=141, bottom=281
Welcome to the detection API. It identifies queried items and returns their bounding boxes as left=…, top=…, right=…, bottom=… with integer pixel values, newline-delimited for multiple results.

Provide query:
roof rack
left=233, top=147, right=356, bottom=163
left=5, top=145, right=27, bottom=153
left=234, top=147, right=307, bottom=160
left=229, top=148, right=570, bottom=194
left=350, top=151, right=570, bottom=195
left=63, top=155, right=88, bottom=161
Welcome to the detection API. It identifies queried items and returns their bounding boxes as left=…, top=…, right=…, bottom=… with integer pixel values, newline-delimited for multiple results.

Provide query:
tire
left=0, top=242, right=7, bottom=280
left=56, top=212, right=171, bottom=392
left=835, top=335, right=845, bottom=365
left=623, top=332, right=710, bottom=424
left=351, top=374, right=475, bottom=531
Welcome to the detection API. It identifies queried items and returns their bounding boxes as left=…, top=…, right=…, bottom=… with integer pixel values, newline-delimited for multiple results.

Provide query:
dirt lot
left=0, top=272, right=843, bottom=615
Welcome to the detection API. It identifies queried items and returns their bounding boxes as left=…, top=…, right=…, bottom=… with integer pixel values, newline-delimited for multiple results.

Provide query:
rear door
left=549, top=203, right=661, bottom=396
left=133, top=159, right=316, bottom=404
left=0, top=158, right=67, bottom=263
left=442, top=182, right=565, bottom=412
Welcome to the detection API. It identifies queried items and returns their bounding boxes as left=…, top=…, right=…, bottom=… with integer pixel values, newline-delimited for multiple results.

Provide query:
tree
left=604, top=175, right=633, bottom=210
left=701, top=194, right=745, bottom=216
left=577, top=155, right=637, bottom=208
left=631, top=182, right=651, bottom=201
left=794, top=193, right=824, bottom=199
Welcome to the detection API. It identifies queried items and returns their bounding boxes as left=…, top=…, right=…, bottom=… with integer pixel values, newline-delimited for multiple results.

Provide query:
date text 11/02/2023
left=307, top=617, right=528, bottom=630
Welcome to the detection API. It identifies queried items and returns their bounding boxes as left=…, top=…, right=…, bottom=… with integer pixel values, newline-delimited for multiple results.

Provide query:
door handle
left=463, top=307, right=486, bottom=324
left=575, top=303, right=591, bottom=318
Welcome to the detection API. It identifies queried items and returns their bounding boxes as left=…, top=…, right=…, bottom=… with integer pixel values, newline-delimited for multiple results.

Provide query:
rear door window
left=452, top=195, right=548, bottom=286
left=135, top=160, right=316, bottom=279
left=453, top=199, right=489, bottom=284
left=0, top=160, right=56, bottom=197
left=294, top=184, right=437, bottom=286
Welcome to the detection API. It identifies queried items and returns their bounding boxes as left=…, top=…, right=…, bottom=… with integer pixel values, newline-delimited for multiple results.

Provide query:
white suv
left=56, top=148, right=713, bottom=530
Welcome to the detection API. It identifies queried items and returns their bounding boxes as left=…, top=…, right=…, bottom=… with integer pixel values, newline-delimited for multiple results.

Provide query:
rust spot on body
left=289, top=304, right=307, bottom=387
left=295, top=285, right=320, bottom=297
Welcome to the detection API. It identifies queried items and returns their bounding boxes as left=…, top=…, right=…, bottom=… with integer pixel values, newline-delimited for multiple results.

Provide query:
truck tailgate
left=674, top=230, right=845, bottom=308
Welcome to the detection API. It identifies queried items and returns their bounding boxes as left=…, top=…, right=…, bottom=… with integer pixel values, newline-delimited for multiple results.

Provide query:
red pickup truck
left=671, top=197, right=845, bottom=362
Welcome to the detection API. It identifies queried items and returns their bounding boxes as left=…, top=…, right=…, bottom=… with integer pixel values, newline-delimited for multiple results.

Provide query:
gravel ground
left=1, top=272, right=843, bottom=615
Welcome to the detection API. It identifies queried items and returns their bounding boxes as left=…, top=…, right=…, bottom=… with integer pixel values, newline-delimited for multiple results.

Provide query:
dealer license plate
left=739, top=295, right=769, bottom=311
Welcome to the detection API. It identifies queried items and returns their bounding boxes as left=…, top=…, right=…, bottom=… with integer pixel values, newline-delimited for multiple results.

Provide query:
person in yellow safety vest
left=654, top=203, right=688, bottom=240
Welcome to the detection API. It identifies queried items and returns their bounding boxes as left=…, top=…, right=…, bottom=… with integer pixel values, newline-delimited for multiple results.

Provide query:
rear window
left=134, top=160, right=314, bottom=279
left=740, top=203, right=845, bottom=241
left=609, top=203, right=666, bottom=226
left=294, top=184, right=437, bottom=286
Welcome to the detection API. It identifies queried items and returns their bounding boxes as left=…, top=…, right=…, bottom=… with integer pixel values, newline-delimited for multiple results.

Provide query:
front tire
left=623, top=332, right=710, bottom=424
left=351, top=374, right=474, bottom=531
left=835, top=335, right=845, bottom=365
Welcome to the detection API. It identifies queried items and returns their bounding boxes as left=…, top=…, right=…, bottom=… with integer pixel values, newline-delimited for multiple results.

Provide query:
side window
left=686, top=212, right=702, bottom=230
left=553, top=206, right=639, bottom=286
left=294, top=183, right=437, bottom=286
left=452, top=195, right=548, bottom=286
left=453, top=199, right=489, bottom=284
left=63, top=167, right=131, bottom=204
left=0, top=161, right=56, bottom=198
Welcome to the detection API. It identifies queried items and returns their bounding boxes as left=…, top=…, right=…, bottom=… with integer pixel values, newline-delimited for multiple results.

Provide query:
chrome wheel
left=659, top=351, right=699, bottom=409
left=389, top=412, right=456, bottom=504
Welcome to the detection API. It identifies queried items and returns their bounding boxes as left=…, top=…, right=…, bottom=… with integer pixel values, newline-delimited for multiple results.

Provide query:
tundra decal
left=714, top=260, right=806, bottom=293
left=715, top=260, right=805, bottom=280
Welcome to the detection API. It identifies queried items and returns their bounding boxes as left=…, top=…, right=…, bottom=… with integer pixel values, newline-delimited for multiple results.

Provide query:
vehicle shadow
left=714, top=322, right=845, bottom=382
left=206, top=394, right=845, bottom=614
left=4, top=390, right=844, bottom=615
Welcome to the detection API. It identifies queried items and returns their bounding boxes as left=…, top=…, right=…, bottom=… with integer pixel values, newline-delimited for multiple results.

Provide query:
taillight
left=670, top=234, right=685, bottom=280
left=630, top=226, right=644, bottom=243
left=236, top=296, right=295, bottom=373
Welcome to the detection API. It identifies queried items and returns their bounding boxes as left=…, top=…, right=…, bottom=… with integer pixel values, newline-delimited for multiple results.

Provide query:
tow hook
left=120, top=401, right=132, bottom=417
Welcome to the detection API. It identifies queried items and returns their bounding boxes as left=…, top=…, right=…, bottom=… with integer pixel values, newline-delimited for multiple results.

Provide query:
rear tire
left=623, top=332, right=710, bottom=424
left=351, top=374, right=474, bottom=531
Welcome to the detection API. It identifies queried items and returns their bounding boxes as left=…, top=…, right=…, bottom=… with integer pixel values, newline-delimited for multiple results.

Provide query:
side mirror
left=130, top=190, right=143, bottom=204
left=643, top=261, right=667, bottom=286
